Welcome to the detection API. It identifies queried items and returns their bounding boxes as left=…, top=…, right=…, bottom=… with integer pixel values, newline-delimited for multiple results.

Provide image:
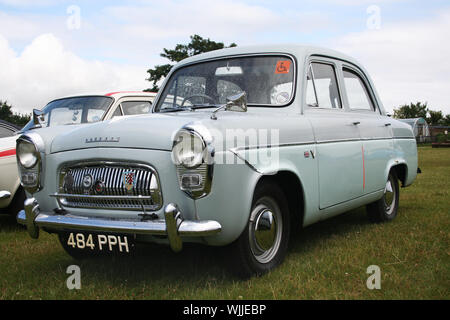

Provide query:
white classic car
left=0, top=91, right=156, bottom=216
left=0, top=120, right=25, bottom=214
left=16, top=46, right=418, bottom=277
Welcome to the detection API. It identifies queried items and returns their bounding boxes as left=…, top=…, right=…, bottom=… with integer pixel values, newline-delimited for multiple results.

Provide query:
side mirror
left=33, top=109, right=45, bottom=126
left=211, top=92, right=247, bottom=120
left=225, top=92, right=247, bottom=112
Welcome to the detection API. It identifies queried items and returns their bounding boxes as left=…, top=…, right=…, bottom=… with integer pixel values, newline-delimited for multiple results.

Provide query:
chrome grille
left=56, top=162, right=162, bottom=211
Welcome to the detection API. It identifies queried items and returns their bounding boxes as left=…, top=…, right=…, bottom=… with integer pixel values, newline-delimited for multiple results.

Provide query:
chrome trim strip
left=50, top=193, right=154, bottom=201
left=229, top=136, right=415, bottom=151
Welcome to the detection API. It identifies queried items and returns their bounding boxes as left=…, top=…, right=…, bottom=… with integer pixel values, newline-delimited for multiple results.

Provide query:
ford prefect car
left=16, top=45, right=418, bottom=277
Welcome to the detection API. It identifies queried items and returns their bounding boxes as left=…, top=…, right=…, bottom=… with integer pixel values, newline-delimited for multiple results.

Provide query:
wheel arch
left=253, top=170, right=305, bottom=232
left=386, top=160, right=408, bottom=187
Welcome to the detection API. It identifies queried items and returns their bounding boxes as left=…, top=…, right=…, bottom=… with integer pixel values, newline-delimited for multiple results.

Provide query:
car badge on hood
left=85, top=137, right=120, bottom=143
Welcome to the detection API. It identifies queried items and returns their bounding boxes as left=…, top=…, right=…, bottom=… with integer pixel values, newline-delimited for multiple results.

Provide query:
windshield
left=21, top=96, right=113, bottom=132
left=154, top=55, right=295, bottom=112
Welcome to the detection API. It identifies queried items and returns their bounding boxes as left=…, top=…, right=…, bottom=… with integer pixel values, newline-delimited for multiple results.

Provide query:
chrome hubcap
left=249, top=202, right=282, bottom=264
left=384, top=176, right=396, bottom=215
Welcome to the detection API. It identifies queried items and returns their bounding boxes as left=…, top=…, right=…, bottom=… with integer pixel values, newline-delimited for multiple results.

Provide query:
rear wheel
left=229, top=181, right=290, bottom=278
left=366, top=170, right=399, bottom=222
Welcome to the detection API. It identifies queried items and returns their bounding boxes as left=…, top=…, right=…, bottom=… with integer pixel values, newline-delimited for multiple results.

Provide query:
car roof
left=0, top=119, right=21, bottom=131
left=176, top=44, right=361, bottom=68
left=49, top=91, right=158, bottom=102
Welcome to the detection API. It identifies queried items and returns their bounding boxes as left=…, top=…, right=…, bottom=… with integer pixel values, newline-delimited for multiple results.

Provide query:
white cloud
left=0, top=33, right=149, bottom=114
left=333, top=9, right=450, bottom=114
left=0, top=0, right=61, bottom=6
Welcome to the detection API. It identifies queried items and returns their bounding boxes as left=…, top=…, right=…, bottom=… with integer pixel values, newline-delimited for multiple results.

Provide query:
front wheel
left=229, top=181, right=290, bottom=278
left=366, top=170, right=400, bottom=222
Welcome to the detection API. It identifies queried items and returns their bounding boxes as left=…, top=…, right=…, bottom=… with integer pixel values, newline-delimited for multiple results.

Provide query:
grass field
left=0, top=146, right=448, bottom=300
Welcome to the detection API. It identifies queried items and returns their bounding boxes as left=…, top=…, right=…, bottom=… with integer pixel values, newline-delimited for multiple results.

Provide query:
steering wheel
left=180, top=94, right=215, bottom=107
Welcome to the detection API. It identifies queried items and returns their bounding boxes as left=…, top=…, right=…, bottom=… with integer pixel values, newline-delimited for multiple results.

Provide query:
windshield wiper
left=159, top=107, right=192, bottom=113
left=190, top=104, right=219, bottom=110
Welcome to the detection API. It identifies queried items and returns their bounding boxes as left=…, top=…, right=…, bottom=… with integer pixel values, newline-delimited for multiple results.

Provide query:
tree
left=427, top=110, right=444, bottom=126
left=0, top=100, right=31, bottom=128
left=145, top=35, right=237, bottom=92
left=444, top=114, right=450, bottom=126
left=393, top=102, right=428, bottom=119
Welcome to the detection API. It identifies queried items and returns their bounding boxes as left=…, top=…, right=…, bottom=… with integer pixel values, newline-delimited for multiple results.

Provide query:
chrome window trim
left=341, top=64, right=380, bottom=114
left=153, top=52, right=298, bottom=112
left=306, top=59, right=344, bottom=110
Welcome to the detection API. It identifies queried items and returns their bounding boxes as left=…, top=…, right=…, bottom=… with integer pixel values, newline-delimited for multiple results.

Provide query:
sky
left=0, top=0, right=449, bottom=115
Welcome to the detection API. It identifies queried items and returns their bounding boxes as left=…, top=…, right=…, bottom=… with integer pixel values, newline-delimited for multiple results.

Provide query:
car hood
left=50, top=109, right=312, bottom=154
left=50, top=113, right=198, bottom=153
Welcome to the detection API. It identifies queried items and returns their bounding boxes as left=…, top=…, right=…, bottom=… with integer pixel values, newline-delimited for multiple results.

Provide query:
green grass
left=0, top=146, right=448, bottom=300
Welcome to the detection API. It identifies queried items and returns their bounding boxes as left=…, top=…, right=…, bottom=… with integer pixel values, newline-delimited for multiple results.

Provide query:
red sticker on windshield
left=275, top=60, right=291, bottom=74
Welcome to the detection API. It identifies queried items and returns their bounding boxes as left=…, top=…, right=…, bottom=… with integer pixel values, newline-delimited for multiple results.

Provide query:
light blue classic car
left=16, top=45, right=418, bottom=277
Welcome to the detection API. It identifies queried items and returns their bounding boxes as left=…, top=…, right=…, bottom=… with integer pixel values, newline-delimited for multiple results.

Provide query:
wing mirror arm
left=32, top=109, right=45, bottom=127
left=210, top=92, right=247, bottom=120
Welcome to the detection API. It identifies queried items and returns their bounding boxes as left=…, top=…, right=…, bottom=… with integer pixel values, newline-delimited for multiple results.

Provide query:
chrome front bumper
left=17, top=198, right=221, bottom=252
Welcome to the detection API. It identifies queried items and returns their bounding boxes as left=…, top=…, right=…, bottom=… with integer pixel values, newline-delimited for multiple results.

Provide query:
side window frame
left=341, top=64, right=381, bottom=114
left=107, top=97, right=154, bottom=119
left=304, top=57, right=344, bottom=111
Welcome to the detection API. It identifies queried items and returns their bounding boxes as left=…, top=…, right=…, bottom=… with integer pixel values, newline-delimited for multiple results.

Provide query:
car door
left=341, top=66, right=393, bottom=195
left=304, top=59, right=364, bottom=209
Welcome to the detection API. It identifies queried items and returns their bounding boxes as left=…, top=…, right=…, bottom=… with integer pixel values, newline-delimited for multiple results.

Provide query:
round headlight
left=172, top=130, right=205, bottom=168
left=17, top=140, right=39, bottom=169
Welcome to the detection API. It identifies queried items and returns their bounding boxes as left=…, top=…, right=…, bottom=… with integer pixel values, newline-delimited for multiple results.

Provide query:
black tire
left=229, top=181, right=290, bottom=278
left=366, top=170, right=400, bottom=222
left=58, top=232, right=103, bottom=260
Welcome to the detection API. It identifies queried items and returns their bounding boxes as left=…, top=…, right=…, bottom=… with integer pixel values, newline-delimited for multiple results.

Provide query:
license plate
left=67, top=232, right=134, bottom=253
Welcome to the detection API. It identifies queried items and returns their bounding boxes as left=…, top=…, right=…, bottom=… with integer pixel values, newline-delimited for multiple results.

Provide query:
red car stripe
left=362, top=145, right=365, bottom=190
left=0, top=148, right=16, bottom=158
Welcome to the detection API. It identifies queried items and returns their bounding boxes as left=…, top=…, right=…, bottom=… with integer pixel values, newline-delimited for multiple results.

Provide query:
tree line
left=0, top=101, right=31, bottom=128
left=393, top=102, right=450, bottom=126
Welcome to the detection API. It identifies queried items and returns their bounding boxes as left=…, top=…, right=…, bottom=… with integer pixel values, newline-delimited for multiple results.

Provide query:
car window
left=49, top=107, right=82, bottom=126
left=155, top=55, right=295, bottom=111
left=307, top=62, right=342, bottom=109
left=121, top=101, right=152, bottom=115
left=112, top=106, right=122, bottom=118
left=0, top=126, right=14, bottom=138
left=21, top=96, right=113, bottom=131
left=343, top=68, right=374, bottom=111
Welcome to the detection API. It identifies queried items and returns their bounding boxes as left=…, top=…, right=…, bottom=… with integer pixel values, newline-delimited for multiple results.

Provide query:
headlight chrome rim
left=17, top=139, right=39, bottom=169
left=16, top=133, right=44, bottom=194
left=172, top=129, right=206, bottom=169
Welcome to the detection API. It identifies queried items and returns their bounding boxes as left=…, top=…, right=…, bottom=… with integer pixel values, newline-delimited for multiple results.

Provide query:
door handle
left=384, top=123, right=392, bottom=126
left=352, top=121, right=360, bottom=125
